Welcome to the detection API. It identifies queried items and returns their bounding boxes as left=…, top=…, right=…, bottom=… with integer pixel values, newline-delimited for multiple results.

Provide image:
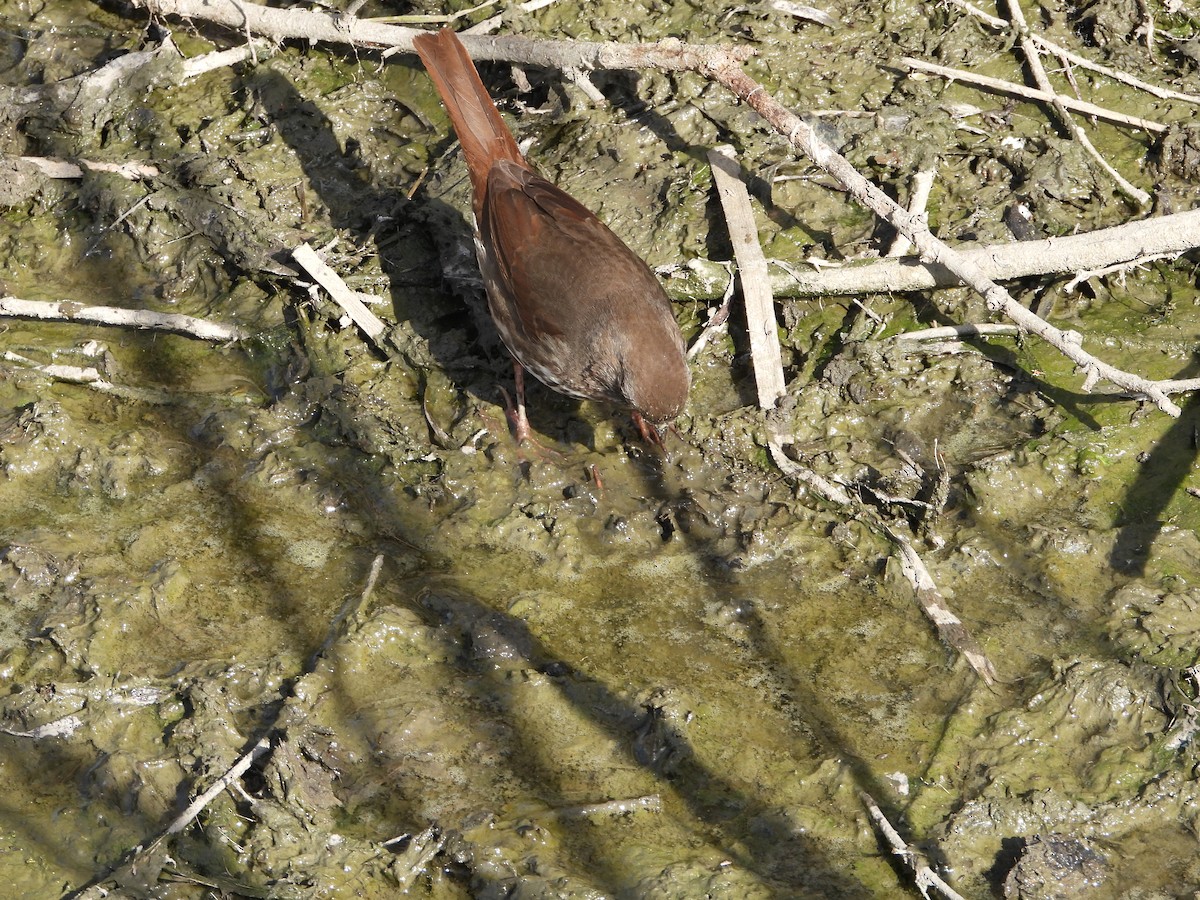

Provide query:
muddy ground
left=2, top=0, right=1200, bottom=896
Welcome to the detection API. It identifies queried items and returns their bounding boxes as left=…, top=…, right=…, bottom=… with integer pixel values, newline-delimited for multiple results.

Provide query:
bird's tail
left=413, top=28, right=526, bottom=197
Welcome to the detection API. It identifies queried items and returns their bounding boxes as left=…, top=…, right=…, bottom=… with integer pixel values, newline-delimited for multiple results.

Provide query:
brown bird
left=412, top=28, right=689, bottom=443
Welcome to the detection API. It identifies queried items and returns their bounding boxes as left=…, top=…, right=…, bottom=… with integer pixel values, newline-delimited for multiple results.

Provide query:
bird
left=412, top=27, right=689, bottom=444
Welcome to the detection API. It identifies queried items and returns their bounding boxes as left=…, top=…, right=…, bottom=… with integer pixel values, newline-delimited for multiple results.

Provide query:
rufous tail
left=413, top=28, right=526, bottom=198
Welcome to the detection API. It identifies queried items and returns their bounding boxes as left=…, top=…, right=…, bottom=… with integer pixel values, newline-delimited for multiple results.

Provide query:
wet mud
left=2, top=0, right=1200, bottom=895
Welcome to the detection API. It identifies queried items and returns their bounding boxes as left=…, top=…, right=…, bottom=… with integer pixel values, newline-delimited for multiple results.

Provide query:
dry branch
left=133, top=0, right=752, bottom=71
left=860, top=791, right=967, bottom=900
left=944, top=0, right=1200, bottom=104
left=771, top=208, right=1200, bottom=297
left=0, top=296, right=249, bottom=342
left=699, top=57, right=1181, bottom=415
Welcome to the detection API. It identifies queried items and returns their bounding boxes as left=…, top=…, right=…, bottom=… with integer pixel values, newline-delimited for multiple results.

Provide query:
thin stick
left=181, top=42, right=270, bottom=79
left=0, top=713, right=84, bottom=739
left=900, top=57, right=1167, bottom=134
left=164, top=738, right=273, bottom=836
left=545, top=794, right=663, bottom=820
left=943, top=0, right=1200, bottom=104
left=707, top=145, right=786, bottom=409
left=12, top=156, right=160, bottom=180
left=885, top=525, right=997, bottom=684
left=686, top=262, right=735, bottom=361
left=292, top=243, right=388, bottom=346
left=1063, top=252, right=1180, bottom=292
left=894, top=323, right=1022, bottom=341
left=766, top=433, right=996, bottom=682
left=860, top=791, right=967, bottom=900
left=1002, top=0, right=1148, bottom=205
left=0, top=296, right=249, bottom=342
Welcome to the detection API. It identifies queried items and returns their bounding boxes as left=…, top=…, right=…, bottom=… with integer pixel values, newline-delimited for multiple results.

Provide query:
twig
left=1, top=351, right=254, bottom=405
left=767, top=433, right=995, bottom=681
left=893, top=323, right=1022, bottom=341
left=180, top=42, right=271, bottom=79
left=900, top=57, right=1168, bottom=133
left=943, top=0, right=1200, bottom=104
left=0, top=713, right=84, bottom=739
left=292, top=243, right=388, bottom=347
left=2, top=38, right=265, bottom=129
left=686, top=262, right=735, bottom=361
left=2, top=351, right=105, bottom=385
left=884, top=526, right=996, bottom=684
left=768, top=0, right=840, bottom=28
left=549, top=794, right=663, bottom=820
left=363, top=0, right=498, bottom=25
left=308, top=554, right=384, bottom=668
left=707, top=145, right=786, bottom=409
left=770, top=209, right=1200, bottom=297
left=1062, top=252, right=1180, bottom=292
left=11, top=155, right=160, bottom=180
left=0, top=296, right=249, bottom=342
left=860, top=791, right=967, bottom=900
left=767, top=434, right=852, bottom=505
left=1002, top=0, right=1149, bottom=205
left=163, top=738, right=274, bottom=837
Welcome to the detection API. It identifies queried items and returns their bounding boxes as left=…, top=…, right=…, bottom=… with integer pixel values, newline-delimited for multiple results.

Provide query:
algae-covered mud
left=2, top=0, right=1200, bottom=896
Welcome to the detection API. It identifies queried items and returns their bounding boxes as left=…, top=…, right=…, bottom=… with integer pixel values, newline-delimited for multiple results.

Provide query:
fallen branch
left=0, top=296, right=249, bottom=342
left=770, top=208, right=1200, bottom=297
left=700, top=57, right=1180, bottom=415
left=132, top=0, right=752, bottom=71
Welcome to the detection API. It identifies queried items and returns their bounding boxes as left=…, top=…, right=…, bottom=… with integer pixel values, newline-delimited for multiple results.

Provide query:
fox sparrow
left=412, top=28, right=689, bottom=441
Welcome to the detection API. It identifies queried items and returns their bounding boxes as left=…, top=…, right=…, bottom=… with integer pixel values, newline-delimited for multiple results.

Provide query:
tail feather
left=412, top=28, right=526, bottom=199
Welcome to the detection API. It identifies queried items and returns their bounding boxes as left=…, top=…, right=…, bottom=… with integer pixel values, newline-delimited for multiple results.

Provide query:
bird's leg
left=631, top=411, right=667, bottom=450
left=500, top=360, right=534, bottom=445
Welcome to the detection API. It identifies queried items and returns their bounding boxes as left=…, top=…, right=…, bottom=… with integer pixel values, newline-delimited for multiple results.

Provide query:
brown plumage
left=412, top=28, right=689, bottom=439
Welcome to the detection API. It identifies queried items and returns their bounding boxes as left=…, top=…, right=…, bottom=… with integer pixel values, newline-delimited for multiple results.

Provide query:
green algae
left=1, top=0, right=1200, bottom=896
